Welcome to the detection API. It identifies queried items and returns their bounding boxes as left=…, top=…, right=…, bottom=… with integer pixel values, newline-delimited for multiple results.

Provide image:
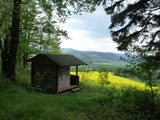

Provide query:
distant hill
left=61, top=48, right=126, bottom=65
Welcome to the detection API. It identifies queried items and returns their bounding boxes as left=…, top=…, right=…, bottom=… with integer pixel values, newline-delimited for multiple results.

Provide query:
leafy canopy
left=96, top=0, right=160, bottom=56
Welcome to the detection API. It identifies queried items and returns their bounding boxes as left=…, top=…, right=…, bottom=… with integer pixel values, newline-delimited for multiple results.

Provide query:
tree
left=96, top=0, right=160, bottom=58
left=18, top=2, right=65, bottom=67
left=17, top=0, right=96, bottom=67
left=97, top=66, right=110, bottom=87
left=123, top=53, right=160, bottom=91
left=0, top=0, right=96, bottom=81
left=0, top=0, right=12, bottom=77
left=6, top=0, right=22, bottom=81
left=95, top=0, right=160, bottom=89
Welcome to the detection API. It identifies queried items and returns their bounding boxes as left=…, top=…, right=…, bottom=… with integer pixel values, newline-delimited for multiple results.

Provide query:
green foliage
left=96, top=1, right=160, bottom=84
left=79, top=72, right=93, bottom=82
left=96, top=0, right=160, bottom=56
left=0, top=75, right=11, bottom=92
left=0, top=0, right=97, bottom=78
left=86, top=86, right=160, bottom=120
left=122, top=53, right=160, bottom=90
left=16, top=65, right=30, bottom=81
left=97, top=66, right=110, bottom=87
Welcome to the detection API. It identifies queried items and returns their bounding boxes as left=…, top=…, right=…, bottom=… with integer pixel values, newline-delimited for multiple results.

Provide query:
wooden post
left=76, top=66, right=79, bottom=86
left=76, top=65, right=78, bottom=76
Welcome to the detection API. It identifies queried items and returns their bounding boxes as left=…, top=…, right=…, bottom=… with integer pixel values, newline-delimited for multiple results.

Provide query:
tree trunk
left=6, top=0, right=21, bottom=81
left=22, top=53, right=29, bottom=68
left=0, top=29, right=10, bottom=77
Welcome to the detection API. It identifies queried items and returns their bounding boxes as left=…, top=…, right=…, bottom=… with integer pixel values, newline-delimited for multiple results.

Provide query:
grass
left=0, top=85, right=96, bottom=120
left=1, top=71, right=160, bottom=120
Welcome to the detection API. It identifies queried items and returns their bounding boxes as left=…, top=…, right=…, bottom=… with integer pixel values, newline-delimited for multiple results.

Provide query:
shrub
left=79, top=72, right=94, bottom=83
left=97, top=66, right=110, bottom=87
left=0, top=74, right=11, bottom=92
left=85, top=85, right=160, bottom=120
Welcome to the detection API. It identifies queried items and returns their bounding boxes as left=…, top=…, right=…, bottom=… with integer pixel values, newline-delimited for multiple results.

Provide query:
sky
left=60, top=6, right=122, bottom=53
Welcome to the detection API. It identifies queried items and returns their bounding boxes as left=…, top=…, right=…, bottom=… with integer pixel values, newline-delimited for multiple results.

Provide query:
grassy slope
left=0, top=86, right=96, bottom=120
left=0, top=72, right=160, bottom=120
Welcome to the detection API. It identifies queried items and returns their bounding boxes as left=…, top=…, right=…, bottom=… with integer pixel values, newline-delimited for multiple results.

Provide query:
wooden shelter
left=28, top=54, right=87, bottom=93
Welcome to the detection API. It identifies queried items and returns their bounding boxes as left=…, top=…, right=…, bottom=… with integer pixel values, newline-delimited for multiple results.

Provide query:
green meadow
left=1, top=70, right=160, bottom=120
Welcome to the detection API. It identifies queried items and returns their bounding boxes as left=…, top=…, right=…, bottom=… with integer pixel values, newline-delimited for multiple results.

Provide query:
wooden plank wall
left=58, top=67, right=70, bottom=91
left=33, top=63, right=57, bottom=91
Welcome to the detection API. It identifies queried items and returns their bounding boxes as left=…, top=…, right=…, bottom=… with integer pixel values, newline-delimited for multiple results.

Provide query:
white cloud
left=60, top=7, right=122, bottom=53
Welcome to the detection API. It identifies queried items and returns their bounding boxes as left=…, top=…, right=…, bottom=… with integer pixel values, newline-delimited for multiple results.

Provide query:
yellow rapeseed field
left=71, top=71, right=157, bottom=90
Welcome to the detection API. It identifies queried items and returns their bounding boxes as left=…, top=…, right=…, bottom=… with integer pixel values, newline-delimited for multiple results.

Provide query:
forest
left=0, top=0, right=160, bottom=120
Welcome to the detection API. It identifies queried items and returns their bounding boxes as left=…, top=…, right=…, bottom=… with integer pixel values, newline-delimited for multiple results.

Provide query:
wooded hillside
left=62, top=48, right=126, bottom=65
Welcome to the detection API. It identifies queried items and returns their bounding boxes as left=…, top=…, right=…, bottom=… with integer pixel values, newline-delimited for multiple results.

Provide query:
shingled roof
left=28, top=54, right=87, bottom=66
